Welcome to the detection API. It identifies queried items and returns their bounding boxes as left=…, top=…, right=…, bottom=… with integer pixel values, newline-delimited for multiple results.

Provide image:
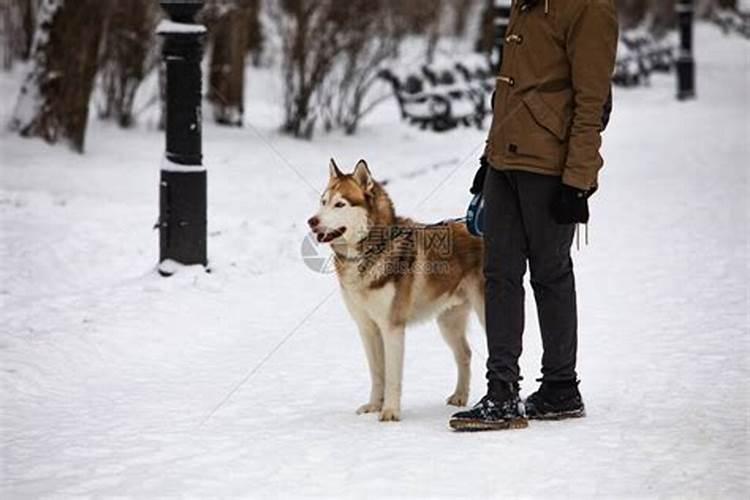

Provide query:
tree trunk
left=449, top=0, right=475, bottom=37
left=650, top=0, right=677, bottom=32
left=1, top=4, right=11, bottom=70
left=20, top=0, right=37, bottom=59
left=615, top=0, right=649, bottom=28
left=99, top=0, right=157, bottom=128
left=2, top=0, right=37, bottom=69
left=246, top=0, right=263, bottom=66
left=208, top=2, right=250, bottom=126
left=475, top=0, right=494, bottom=55
left=11, top=0, right=107, bottom=152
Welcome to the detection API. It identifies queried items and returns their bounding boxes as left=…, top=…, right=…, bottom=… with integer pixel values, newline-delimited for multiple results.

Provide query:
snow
left=161, top=156, right=206, bottom=172
left=156, top=20, right=208, bottom=35
left=1, top=24, right=748, bottom=497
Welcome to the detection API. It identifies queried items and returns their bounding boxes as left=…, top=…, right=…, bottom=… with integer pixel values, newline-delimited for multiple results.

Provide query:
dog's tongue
left=318, top=227, right=345, bottom=243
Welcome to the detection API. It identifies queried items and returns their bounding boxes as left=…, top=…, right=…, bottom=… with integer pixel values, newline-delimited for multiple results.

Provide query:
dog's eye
left=334, top=201, right=346, bottom=208
left=320, top=199, right=325, bottom=206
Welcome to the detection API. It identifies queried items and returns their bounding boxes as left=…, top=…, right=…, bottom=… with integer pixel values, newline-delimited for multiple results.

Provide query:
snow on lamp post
left=156, top=0, right=207, bottom=275
left=676, top=0, right=696, bottom=100
left=492, top=0, right=512, bottom=73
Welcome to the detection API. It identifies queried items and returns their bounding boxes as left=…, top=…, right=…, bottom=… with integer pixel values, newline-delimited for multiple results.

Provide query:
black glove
left=470, top=156, right=489, bottom=195
left=551, top=183, right=594, bottom=224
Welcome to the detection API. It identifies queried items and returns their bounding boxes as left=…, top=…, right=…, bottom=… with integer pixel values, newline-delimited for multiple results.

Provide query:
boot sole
left=527, top=408, right=586, bottom=421
left=449, top=417, right=528, bottom=432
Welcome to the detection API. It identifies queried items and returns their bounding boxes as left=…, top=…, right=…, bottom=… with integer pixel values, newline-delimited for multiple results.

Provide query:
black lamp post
left=157, top=0, right=207, bottom=274
left=491, top=0, right=512, bottom=73
left=676, top=0, right=696, bottom=100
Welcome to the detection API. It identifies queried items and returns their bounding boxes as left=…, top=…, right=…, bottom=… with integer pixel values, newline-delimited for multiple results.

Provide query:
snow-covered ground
left=1, top=25, right=748, bottom=498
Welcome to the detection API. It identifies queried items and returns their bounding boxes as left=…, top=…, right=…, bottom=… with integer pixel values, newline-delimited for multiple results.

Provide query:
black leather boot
left=524, top=380, right=586, bottom=420
left=449, top=382, right=528, bottom=431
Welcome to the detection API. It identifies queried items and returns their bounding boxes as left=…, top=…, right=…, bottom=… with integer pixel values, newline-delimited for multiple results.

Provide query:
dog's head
left=307, top=159, right=377, bottom=245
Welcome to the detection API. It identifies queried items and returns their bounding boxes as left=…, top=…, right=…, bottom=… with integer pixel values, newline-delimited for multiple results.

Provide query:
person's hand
left=551, top=183, right=593, bottom=224
left=470, top=156, right=489, bottom=195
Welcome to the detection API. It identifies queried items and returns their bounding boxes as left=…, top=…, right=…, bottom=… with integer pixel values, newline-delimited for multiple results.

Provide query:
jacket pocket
left=522, top=92, right=568, bottom=141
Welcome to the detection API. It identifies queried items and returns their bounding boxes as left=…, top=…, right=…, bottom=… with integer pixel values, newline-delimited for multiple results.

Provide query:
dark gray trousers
left=483, top=167, right=578, bottom=385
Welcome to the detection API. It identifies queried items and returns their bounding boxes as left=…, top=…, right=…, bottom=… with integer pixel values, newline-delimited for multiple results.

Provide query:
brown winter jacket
left=486, top=0, right=619, bottom=191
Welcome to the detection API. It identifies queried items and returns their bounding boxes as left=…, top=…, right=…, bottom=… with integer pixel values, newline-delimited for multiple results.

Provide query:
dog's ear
left=329, top=158, right=343, bottom=179
left=353, top=159, right=374, bottom=192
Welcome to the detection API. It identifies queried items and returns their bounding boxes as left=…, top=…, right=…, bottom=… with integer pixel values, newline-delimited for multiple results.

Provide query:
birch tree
left=10, top=0, right=108, bottom=152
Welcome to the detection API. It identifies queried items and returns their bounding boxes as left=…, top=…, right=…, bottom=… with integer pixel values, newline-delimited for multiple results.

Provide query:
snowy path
left=1, top=26, right=748, bottom=497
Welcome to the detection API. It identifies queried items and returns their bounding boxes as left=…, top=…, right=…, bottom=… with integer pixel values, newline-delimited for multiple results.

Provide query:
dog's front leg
left=355, top=319, right=385, bottom=415
left=380, top=324, right=405, bottom=422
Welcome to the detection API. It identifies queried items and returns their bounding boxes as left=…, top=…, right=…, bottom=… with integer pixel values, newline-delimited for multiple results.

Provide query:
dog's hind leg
left=355, top=317, right=385, bottom=415
left=437, top=302, right=472, bottom=407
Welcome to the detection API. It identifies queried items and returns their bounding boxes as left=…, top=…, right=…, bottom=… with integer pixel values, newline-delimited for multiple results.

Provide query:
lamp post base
left=158, top=169, right=207, bottom=269
left=676, top=57, right=696, bottom=101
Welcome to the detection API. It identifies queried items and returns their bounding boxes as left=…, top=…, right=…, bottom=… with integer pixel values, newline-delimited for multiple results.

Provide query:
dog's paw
left=379, top=408, right=400, bottom=422
left=446, top=392, right=469, bottom=407
left=356, top=402, right=382, bottom=415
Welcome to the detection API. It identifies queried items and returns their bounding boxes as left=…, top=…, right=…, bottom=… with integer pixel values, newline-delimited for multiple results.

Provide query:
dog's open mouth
left=316, top=227, right=346, bottom=243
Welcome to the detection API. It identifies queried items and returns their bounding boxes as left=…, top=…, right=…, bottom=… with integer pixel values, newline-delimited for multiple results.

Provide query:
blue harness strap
left=423, top=192, right=484, bottom=238
left=465, top=192, right=485, bottom=237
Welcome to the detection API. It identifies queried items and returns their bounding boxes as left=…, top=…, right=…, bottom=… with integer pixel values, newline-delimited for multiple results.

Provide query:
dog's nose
left=308, top=216, right=320, bottom=228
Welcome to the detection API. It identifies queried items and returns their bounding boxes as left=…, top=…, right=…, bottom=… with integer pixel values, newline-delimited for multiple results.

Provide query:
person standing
left=450, top=0, right=618, bottom=431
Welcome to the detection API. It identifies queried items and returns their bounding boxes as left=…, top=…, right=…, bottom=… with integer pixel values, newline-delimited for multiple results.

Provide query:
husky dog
left=308, top=159, right=485, bottom=421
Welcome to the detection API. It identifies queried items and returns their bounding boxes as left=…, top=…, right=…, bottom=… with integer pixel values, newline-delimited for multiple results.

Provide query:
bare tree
left=318, top=0, right=406, bottom=135
left=447, top=0, right=478, bottom=37
left=1, top=2, right=12, bottom=69
left=425, top=1, right=446, bottom=64
left=272, top=0, right=408, bottom=138
left=206, top=0, right=252, bottom=126
left=392, top=0, right=447, bottom=63
left=271, top=0, right=346, bottom=138
left=99, top=0, right=159, bottom=128
left=2, top=0, right=38, bottom=69
left=10, top=0, right=109, bottom=152
left=246, top=0, right=264, bottom=66
left=616, top=0, right=650, bottom=28
left=475, top=0, right=494, bottom=55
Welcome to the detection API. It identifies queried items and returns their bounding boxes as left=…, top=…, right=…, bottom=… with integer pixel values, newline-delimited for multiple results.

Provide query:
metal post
left=491, top=0, right=512, bottom=73
left=676, top=0, right=696, bottom=100
left=157, top=1, right=207, bottom=274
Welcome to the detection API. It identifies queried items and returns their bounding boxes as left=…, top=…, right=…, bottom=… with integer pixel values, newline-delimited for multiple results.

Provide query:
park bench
left=379, top=56, right=493, bottom=132
left=713, top=8, right=750, bottom=39
left=381, top=28, right=681, bottom=131
left=613, top=29, right=675, bottom=87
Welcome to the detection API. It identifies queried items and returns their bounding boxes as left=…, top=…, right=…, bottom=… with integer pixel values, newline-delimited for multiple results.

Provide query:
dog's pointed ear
left=353, top=159, right=374, bottom=192
left=329, top=158, right=343, bottom=179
